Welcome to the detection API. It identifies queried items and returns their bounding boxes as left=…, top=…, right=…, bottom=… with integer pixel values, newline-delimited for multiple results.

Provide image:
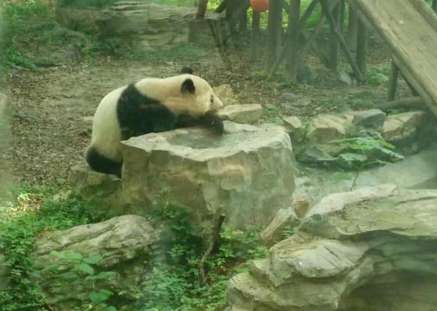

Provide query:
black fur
left=86, top=147, right=122, bottom=178
left=117, top=83, right=177, bottom=140
left=176, top=112, right=224, bottom=135
left=180, top=66, right=193, bottom=74
left=87, top=81, right=224, bottom=177
left=181, top=79, right=196, bottom=94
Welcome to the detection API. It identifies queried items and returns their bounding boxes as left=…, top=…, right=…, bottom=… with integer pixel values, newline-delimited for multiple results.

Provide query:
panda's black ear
left=181, top=66, right=193, bottom=74
left=181, top=78, right=196, bottom=94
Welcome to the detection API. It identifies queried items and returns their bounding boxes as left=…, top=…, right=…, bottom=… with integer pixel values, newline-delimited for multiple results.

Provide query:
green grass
left=0, top=185, right=271, bottom=311
left=1, top=0, right=67, bottom=70
left=0, top=184, right=99, bottom=311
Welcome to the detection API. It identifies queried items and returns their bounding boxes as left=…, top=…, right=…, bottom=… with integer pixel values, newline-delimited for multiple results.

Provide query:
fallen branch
left=378, top=97, right=426, bottom=112
left=200, top=214, right=225, bottom=286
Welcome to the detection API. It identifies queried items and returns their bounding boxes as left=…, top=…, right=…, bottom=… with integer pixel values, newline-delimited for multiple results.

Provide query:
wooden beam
left=379, top=97, right=426, bottom=112
left=296, top=0, right=341, bottom=67
left=319, top=0, right=364, bottom=82
left=329, top=2, right=341, bottom=71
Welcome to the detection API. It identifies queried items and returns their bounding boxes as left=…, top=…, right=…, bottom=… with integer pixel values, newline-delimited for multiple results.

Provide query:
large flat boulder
left=31, top=215, right=165, bottom=307
left=120, top=122, right=296, bottom=235
left=98, top=2, right=195, bottom=52
left=227, top=185, right=437, bottom=311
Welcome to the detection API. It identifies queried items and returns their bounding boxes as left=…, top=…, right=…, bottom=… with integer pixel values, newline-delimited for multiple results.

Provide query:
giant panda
left=85, top=67, right=224, bottom=178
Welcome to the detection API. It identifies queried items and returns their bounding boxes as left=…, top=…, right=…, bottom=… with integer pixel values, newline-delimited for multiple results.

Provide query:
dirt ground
left=1, top=41, right=396, bottom=185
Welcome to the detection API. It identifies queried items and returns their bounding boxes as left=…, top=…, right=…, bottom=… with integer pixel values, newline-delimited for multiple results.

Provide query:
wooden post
left=251, top=11, right=261, bottom=61
left=401, top=73, right=420, bottom=97
left=329, top=2, right=341, bottom=71
left=347, top=5, right=358, bottom=51
left=285, top=0, right=302, bottom=81
left=196, top=0, right=209, bottom=18
left=265, top=0, right=283, bottom=72
left=240, top=1, right=249, bottom=34
left=225, top=0, right=249, bottom=37
left=387, top=60, right=399, bottom=101
left=319, top=0, right=364, bottom=82
left=356, top=16, right=368, bottom=78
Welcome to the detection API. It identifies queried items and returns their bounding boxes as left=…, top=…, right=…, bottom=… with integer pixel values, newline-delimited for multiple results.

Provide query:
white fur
left=88, top=85, right=126, bottom=162
left=86, top=74, right=223, bottom=162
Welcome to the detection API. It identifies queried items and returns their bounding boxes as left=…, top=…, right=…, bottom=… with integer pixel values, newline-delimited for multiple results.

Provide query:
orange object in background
left=250, top=0, right=269, bottom=12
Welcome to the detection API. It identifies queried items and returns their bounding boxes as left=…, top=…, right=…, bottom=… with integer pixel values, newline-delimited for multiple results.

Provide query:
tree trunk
left=251, top=11, right=261, bottom=61
left=196, top=0, right=209, bottom=18
left=265, top=0, right=283, bottom=72
left=347, top=5, right=358, bottom=51
left=285, top=0, right=301, bottom=81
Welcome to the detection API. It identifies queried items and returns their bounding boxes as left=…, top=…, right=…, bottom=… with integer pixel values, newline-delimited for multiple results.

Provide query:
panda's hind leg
left=85, top=147, right=122, bottom=178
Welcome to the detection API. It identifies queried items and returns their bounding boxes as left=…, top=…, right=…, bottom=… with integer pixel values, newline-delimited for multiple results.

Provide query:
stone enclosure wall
left=55, top=1, right=221, bottom=52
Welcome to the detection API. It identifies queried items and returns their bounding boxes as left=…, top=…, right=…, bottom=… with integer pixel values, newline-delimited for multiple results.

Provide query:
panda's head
left=179, top=74, right=224, bottom=114
left=178, top=66, right=223, bottom=113
left=135, top=69, right=223, bottom=117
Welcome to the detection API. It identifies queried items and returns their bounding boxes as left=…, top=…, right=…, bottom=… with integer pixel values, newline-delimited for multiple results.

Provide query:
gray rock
left=98, top=2, right=196, bottom=52
left=307, top=115, right=346, bottom=144
left=338, top=71, right=353, bottom=85
left=81, top=116, right=94, bottom=123
left=282, top=116, right=304, bottom=142
left=280, top=92, right=299, bottom=103
left=383, top=111, right=426, bottom=143
left=281, top=97, right=310, bottom=110
left=70, top=164, right=123, bottom=216
left=352, top=109, right=386, bottom=130
left=56, top=6, right=103, bottom=32
left=260, top=207, right=300, bottom=247
left=213, top=84, right=236, bottom=106
left=297, top=62, right=317, bottom=84
left=121, top=122, right=295, bottom=234
left=297, top=145, right=337, bottom=164
left=31, top=215, right=165, bottom=306
left=292, top=196, right=310, bottom=218
left=227, top=185, right=437, bottom=311
left=217, top=104, right=263, bottom=124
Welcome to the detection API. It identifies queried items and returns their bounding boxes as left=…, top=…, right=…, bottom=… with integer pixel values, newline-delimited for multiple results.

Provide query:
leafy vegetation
left=0, top=184, right=98, bottom=311
left=366, top=64, right=390, bottom=87
left=1, top=0, right=58, bottom=70
left=0, top=185, right=269, bottom=311
left=47, top=251, right=118, bottom=311
left=331, top=137, right=404, bottom=189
